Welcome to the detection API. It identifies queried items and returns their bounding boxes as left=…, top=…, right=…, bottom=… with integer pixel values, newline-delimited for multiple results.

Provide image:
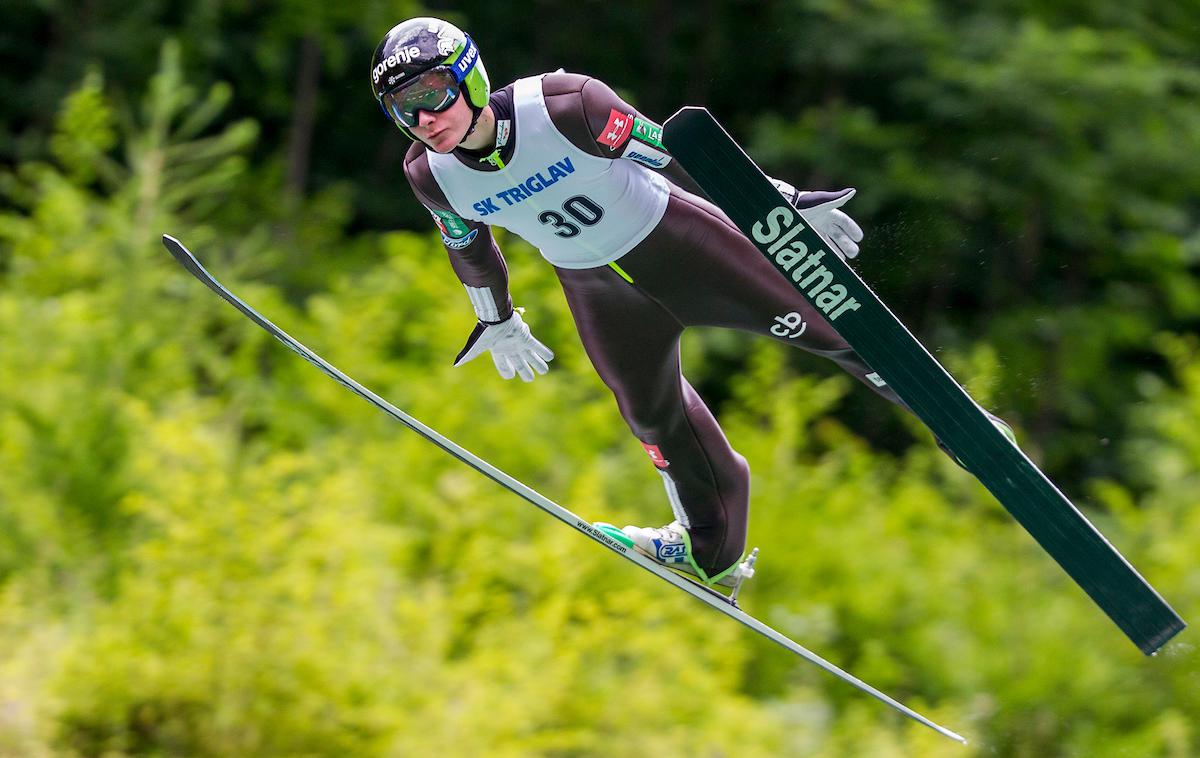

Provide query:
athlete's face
left=409, top=92, right=472, bottom=153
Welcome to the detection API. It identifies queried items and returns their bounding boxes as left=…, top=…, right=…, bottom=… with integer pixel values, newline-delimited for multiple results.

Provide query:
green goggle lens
left=382, top=69, right=462, bottom=128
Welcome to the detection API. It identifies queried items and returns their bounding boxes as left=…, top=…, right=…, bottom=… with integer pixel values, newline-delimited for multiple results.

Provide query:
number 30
left=538, top=195, right=605, bottom=238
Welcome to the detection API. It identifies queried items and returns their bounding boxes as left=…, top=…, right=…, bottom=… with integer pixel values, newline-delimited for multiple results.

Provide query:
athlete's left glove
left=769, top=179, right=864, bottom=260
left=453, top=308, right=555, bottom=382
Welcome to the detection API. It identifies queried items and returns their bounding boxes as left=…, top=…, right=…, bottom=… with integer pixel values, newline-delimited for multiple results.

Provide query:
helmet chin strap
left=464, top=103, right=484, bottom=138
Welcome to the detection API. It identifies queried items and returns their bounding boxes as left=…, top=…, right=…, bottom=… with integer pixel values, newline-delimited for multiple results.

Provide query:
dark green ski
left=662, top=106, right=1184, bottom=655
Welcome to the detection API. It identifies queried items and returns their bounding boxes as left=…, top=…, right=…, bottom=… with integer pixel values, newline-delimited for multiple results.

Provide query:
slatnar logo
left=751, top=205, right=862, bottom=322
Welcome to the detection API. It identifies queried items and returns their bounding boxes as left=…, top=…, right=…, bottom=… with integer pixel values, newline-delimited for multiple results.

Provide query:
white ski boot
left=595, top=520, right=758, bottom=599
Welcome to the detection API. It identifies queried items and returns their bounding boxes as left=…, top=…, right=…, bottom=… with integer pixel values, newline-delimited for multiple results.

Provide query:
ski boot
left=595, top=520, right=758, bottom=603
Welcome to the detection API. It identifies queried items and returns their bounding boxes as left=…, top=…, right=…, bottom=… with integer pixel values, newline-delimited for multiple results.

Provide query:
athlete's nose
left=417, top=110, right=437, bottom=128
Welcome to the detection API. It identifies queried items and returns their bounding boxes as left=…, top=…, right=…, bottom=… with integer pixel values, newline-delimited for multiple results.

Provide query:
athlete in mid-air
left=374, top=17, right=1011, bottom=589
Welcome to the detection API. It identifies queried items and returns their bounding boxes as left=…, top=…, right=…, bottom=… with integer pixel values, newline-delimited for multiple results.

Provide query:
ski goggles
left=379, top=35, right=481, bottom=129
left=380, top=67, right=463, bottom=128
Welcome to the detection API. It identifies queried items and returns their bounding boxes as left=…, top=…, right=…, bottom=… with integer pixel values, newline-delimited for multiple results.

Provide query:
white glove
left=769, top=179, right=864, bottom=260
left=453, top=308, right=555, bottom=382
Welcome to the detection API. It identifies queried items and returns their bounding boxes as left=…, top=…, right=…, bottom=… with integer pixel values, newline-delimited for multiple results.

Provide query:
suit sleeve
left=542, top=73, right=707, bottom=198
left=402, top=145, right=514, bottom=324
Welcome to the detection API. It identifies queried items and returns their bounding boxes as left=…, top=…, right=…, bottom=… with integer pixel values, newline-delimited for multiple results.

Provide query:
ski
left=661, top=107, right=1186, bottom=655
left=161, top=234, right=968, bottom=744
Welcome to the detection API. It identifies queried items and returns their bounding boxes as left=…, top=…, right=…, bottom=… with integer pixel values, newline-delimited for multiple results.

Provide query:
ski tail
left=660, top=107, right=1185, bottom=656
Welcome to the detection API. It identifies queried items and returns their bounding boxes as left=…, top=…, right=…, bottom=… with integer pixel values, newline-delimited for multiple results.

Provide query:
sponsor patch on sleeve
left=621, top=142, right=672, bottom=169
left=631, top=116, right=666, bottom=150
left=618, top=115, right=672, bottom=169
left=597, top=109, right=635, bottom=151
left=442, top=228, right=479, bottom=250
left=430, top=209, right=473, bottom=239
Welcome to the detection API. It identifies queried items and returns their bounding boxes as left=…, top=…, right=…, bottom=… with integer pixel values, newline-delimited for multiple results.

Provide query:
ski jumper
left=403, top=72, right=904, bottom=575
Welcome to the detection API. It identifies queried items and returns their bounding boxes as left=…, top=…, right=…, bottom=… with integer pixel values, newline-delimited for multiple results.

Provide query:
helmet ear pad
left=444, top=40, right=489, bottom=140
left=461, top=57, right=491, bottom=110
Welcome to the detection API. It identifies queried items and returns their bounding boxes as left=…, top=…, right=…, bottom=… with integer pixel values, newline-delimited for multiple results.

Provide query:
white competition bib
left=427, top=75, right=669, bottom=269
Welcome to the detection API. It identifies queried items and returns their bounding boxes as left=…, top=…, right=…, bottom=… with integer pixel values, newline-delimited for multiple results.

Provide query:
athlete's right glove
left=769, top=179, right=864, bottom=260
left=453, top=308, right=555, bottom=382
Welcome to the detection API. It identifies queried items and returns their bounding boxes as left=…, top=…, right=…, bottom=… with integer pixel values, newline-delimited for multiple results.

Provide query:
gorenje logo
left=372, top=45, right=422, bottom=84
left=751, top=205, right=862, bottom=322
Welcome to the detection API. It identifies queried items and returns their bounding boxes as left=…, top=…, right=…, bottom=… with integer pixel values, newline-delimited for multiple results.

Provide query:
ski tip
left=161, top=234, right=183, bottom=254
left=936, top=726, right=968, bottom=745
left=161, top=234, right=198, bottom=266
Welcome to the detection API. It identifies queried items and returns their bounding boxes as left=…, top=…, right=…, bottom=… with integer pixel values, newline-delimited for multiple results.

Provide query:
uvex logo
left=453, top=41, right=478, bottom=76
left=751, top=205, right=862, bottom=322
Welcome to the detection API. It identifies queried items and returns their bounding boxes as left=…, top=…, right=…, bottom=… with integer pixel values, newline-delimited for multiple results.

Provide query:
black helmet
left=371, top=17, right=491, bottom=141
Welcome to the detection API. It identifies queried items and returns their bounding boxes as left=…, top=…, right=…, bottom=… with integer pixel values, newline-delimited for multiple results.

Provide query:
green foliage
left=1, top=5, right=1198, bottom=757
left=49, top=69, right=118, bottom=188
left=749, top=2, right=1200, bottom=483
